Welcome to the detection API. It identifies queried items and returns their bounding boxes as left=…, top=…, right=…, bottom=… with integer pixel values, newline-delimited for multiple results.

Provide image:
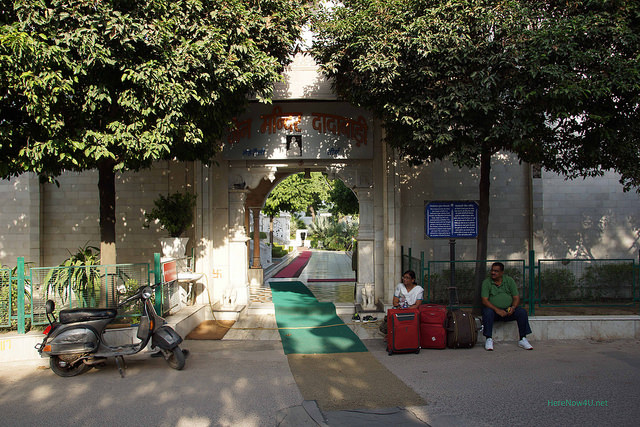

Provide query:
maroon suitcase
left=386, top=308, right=420, bottom=355
left=420, top=323, right=447, bottom=349
left=419, top=304, right=447, bottom=325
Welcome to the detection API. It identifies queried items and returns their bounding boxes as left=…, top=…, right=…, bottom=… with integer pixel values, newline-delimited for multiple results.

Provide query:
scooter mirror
left=141, top=286, right=153, bottom=299
left=46, top=300, right=55, bottom=314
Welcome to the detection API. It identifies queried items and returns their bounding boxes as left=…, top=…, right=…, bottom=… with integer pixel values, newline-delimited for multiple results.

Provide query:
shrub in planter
left=44, top=244, right=101, bottom=307
left=145, top=192, right=197, bottom=237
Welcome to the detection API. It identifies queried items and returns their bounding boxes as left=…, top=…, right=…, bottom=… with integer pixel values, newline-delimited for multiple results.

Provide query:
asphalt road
left=1, top=337, right=639, bottom=426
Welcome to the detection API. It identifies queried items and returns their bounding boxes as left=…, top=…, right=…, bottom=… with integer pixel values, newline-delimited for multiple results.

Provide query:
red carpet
left=273, top=251, right=312, bottom=278
left=307, top=278, right=356, bottom=282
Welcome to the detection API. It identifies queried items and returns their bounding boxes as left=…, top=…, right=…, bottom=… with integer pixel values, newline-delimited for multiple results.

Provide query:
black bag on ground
left=445, top=286, right=477, bottom=348
left=446, top=309, right=477, bottom=348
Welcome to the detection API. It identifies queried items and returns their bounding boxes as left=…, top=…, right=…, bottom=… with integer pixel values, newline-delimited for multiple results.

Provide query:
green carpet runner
left=270, top=281, right=368, bottom=355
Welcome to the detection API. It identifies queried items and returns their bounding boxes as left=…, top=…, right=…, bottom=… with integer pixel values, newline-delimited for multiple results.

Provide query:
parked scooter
left=36, top=281, right=187, bottom=377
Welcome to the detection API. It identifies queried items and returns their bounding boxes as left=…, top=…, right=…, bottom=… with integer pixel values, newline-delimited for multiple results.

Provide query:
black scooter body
left=37, top=282, right=186, bottom=376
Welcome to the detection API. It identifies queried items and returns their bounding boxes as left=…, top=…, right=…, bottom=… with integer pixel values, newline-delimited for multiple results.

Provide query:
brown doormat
left=287, top=352, right=426, bottom=411
left=186, top=320, right=235, bottom=340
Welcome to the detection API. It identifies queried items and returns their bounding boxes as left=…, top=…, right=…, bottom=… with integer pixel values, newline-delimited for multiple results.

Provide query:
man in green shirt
left=481, top=262, right=533, bottom=351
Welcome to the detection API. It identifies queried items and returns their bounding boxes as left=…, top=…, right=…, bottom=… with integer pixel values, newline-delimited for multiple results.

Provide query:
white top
left=394, top=283, right=424, bottom=307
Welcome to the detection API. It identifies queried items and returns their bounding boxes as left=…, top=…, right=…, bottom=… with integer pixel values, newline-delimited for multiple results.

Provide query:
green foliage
left=145, top=191, right=197, bottom=237
left=290, top=215, right=306, bottom=238
left=44, top=244, right=102, bottom=307
left=328, top=179, right=359, bottom=217
left=0, top=264, right=32, bottom=330
left=264, top=172, right=331, bottom=218
left=538, top=268, right=577, bottom=303
left=312, top=1, right=640, bottom=188
left=579, top=262, right=634, bottom=300
left=307, top=216, right=357, bottom=251
left=1, top=0, right=307, bottom=260
left=271, top=243, right=290, bottom=258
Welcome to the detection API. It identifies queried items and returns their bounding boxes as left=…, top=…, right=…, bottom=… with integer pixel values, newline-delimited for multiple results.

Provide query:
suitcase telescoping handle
left=394, top=312, right=416, bottom=322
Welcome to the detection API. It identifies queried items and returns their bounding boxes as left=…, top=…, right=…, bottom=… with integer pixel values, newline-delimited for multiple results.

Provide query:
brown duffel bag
left=445, top=309, right=477, bottom=349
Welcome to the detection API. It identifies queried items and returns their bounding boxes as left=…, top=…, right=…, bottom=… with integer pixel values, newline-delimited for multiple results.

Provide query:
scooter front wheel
left=163, top=346, right=186, bottom=370
left=49, top=355, right=92, bottom=377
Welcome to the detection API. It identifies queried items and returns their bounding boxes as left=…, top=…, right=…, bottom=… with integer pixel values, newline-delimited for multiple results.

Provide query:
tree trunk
left=98, top=159, right=117, bottom=306
left=98, top=159, right=117, bottom=264
left=473, top=146, right=492, bottom=315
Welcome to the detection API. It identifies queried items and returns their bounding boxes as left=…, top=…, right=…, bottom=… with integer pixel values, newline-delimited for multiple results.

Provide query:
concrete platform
left=3, top=301, right=640, bottom=363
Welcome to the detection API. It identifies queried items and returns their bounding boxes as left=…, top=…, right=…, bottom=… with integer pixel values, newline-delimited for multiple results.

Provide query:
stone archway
left=234, top=163, right=375, bottom=306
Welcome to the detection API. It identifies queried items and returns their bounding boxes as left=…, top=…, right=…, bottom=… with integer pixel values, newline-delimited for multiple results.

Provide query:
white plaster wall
left=0, top=175, right=38, bottom=265
left=535, top=170, right=640, bottom=259
left=399, top=154, right=640, bottom=263
left=272, top=53, right=335, bottom=101
left=399, top=153, right=530, bottom=262
left=38, top=161, right=193, bottom=266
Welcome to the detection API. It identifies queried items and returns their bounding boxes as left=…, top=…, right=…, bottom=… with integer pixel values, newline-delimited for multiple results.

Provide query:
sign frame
left=425, top=201, right=479, bottom=239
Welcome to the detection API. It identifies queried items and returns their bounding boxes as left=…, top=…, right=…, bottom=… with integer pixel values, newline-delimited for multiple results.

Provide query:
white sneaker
left=484, top=337, right=494, bottom=351
left=518, top=337, right=533, bottom=350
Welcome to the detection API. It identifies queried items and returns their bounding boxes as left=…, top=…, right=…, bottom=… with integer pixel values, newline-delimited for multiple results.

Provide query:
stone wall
left=399, top=153, right=640, bottom=263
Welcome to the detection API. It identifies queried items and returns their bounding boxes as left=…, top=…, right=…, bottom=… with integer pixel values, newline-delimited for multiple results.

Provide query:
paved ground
left=1, top=338, right=639, bottom=426
left=2, top=251, right=639, bottom=426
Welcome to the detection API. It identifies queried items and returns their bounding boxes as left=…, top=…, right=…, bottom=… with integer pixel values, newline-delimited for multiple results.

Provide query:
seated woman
left=393, top=270, right=424, bottom=309
left=380, top=269, right=425, bottom=334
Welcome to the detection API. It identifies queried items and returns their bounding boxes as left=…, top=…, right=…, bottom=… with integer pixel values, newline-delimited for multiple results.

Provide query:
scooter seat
left=59, top=308, right=118, bottom=324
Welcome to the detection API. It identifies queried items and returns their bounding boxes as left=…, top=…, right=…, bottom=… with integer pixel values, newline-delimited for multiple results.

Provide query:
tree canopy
left=1, top=0, right=307, bottom=262
left=312, top=0, right=640, bottom=187
left=312, top=0, right=640, bottom=308
left=328, top=178, right=358, bottom=217
left=263, top=171, right=331, bottom=219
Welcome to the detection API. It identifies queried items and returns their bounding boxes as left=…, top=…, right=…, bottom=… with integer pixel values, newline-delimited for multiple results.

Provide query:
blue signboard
left=425, top=201, right=478, bottom=238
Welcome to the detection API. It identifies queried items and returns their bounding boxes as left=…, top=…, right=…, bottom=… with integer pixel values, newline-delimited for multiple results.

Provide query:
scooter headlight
left=141, top=286, right=153, bottom=299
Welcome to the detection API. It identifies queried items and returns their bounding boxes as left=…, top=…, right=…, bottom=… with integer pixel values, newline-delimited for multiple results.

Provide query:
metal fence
left=402, top=246, right=640, bottom=315
left=401, top=248, right=425, bottom=288
left=0, top=268, right=13, bottom=328
left=424, top=259, right=526, bottom=307
left=29, top=263, right=152, bottom=326
left=0, top=253, right=184, bottom=333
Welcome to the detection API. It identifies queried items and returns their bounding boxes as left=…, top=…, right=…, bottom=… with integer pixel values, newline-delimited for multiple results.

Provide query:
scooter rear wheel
left=49, top=355, right=92, bottom=377
left=164, top=346, right=186, bottom=370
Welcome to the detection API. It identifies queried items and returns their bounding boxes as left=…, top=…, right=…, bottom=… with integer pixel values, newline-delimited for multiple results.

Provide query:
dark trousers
left=482, top=306, right=532, bottom=339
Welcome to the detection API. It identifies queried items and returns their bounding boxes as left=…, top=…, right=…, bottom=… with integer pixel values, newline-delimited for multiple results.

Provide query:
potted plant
left=145, top=191, right=197, bottom=259
left=44, top=244, right=101, bottom=307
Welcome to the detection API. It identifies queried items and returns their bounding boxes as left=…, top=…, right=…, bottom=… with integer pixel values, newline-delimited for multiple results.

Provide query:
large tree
left=1, top=0, right=306, bottom=263
left=312, top=0, right=640, bottom=308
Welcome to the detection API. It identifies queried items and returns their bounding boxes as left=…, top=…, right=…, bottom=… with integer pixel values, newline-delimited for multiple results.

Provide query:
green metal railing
left=401, top=248, right=425, bottom=288
left=402, top=246, right=640, bottom=315
left=0, top=253, right=183, bottom=333
left=0, top=268, right=13, bottom=328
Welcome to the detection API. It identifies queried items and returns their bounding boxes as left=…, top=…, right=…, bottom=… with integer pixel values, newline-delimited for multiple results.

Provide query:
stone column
left=250, top=207, right=262, bottom=268
left=228, top=189, right=250, bottom=307
left=354, top=187, right=375, bottom=305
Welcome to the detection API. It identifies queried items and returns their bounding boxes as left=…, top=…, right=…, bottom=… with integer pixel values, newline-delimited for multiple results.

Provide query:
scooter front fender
left=152, top=326, right=183, bottom=350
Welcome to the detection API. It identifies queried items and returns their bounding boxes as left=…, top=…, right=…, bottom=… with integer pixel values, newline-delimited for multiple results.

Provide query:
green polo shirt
left=481, top=275, right=518, bottom=309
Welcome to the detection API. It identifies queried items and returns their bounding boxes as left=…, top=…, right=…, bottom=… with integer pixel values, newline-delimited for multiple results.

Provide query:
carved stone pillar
left=228, top=189, right=250, bottom=306
left=354, top=187, right=375, bottom=305
left=250, top=207, right=262, bottom=268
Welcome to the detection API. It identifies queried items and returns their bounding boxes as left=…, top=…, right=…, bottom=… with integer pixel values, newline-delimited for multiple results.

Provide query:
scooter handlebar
left=117, top=281, right=177, bottom=307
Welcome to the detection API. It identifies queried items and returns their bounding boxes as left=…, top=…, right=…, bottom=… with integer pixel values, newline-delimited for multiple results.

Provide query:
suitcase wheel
left=388, top=350, right=393, bottom=356
left=415, top=349, right=420, bottom=354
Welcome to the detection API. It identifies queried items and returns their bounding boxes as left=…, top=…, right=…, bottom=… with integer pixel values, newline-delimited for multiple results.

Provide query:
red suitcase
left=386, top=308, right=420, bottom=355
left=420, top=323, right=447, bottom=349
left=419, top=304, right=447, bottom=325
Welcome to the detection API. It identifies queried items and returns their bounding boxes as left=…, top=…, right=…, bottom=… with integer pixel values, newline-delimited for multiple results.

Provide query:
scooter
left=36, top=281, right=186, bottom=377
